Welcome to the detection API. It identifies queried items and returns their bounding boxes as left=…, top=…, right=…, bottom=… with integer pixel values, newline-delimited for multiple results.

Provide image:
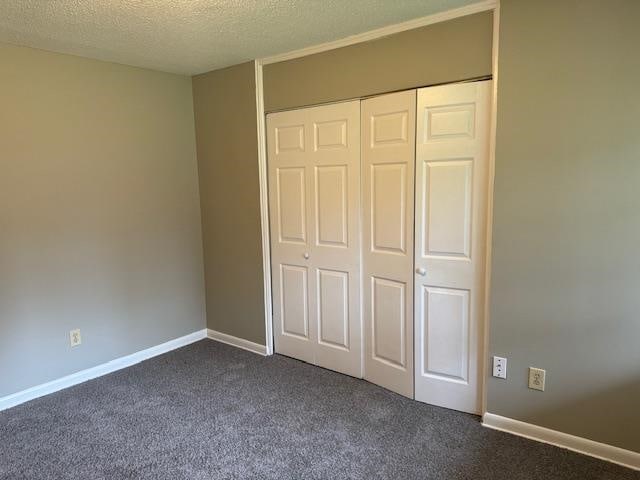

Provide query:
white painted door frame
left=254, top=0, right=500, bottom=415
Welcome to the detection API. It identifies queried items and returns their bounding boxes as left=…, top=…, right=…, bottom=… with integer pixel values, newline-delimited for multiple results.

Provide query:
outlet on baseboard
left=70, top=329, right=82, bottom=347
left=492, top=356, right=507, bottom=379
left=529, top=367, right=546, bottom=391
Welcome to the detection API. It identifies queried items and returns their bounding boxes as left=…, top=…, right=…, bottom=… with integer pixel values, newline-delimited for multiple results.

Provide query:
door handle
left=416, top=267, right=427, bottom=276
left=303, top=252, right=310, bottom=260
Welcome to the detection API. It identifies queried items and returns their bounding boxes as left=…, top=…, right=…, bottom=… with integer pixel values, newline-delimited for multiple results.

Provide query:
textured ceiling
left=0, top=0, right=478, bottom=75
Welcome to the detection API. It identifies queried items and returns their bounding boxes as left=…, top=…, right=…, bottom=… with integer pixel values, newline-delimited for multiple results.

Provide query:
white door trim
left=481, top=2, right=500, bottom=416
left=256, top=2, right=500, bottom=382
left=254, top=59, right=273, bottom=356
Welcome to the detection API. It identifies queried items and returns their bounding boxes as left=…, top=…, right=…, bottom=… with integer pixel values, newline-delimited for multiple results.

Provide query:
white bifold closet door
left=414, top=80, right=491, bottom=414
left=361, top=91, right=416, bottom=398
left=267, top=101, right=362, bottom=378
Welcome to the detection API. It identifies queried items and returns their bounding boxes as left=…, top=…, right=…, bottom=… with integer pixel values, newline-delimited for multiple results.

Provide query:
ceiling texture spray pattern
left=0, top=0, right=477, bottom=74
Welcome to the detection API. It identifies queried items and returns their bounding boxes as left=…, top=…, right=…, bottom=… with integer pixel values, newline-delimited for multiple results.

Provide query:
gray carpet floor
left=1, top=340, right=637, bottom=480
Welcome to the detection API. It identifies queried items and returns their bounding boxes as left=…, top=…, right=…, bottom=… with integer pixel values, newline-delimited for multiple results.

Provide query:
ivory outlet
left=529, top=367, right=546, bottom=391
left=70, top=329, right=82, bottom=347
left=492, top=356, right=507, bottom=379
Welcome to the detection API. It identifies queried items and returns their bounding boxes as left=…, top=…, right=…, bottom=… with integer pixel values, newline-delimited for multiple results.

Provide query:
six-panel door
left=267, top=101, right=362, bottom=378
left=361, top=91, right=416, bottom=398
left=414, top=81, right=491, bottom=413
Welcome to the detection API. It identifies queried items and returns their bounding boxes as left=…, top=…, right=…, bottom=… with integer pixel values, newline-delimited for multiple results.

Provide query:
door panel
left=371, top=163, right=407, bottom=254
left=314, top=120, right=347, bottom=149
left=372, top=111, right=409, bottom=145
left=415, top=81, right=491, bottom=414
left=317, top=269, right=349, bottom=349
left=423, top=160, right=472, bottom=258
left=268, top=101, right=361, bottom=378
left=372, top=277, right=407, bottom=368
left=276, top=124, right=305, bottom=152
left=425, top=104, right=475, bottom=140
left=422, top=286, right=469, bottom=381
left=276, top=167, right=307, bottom=244
left=280, top=265, right=309, bottom=339
left=315, top=166, right=348, bottom=247
left=362, top=90, right=416, bottom=398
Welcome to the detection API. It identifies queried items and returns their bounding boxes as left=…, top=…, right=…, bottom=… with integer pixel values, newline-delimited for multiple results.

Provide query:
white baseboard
left=206, top=329, right=267, bottom=356
left=0, top=329, right=207, bottom=412
left=482, top=413, right=640, bottom=471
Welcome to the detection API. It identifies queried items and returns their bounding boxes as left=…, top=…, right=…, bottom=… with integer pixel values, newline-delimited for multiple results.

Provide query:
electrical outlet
left=70, top=329, right=82, bottom=347
left=492, top=356, right=507, bottom=379
left=529, top=367, right=546, bottom=391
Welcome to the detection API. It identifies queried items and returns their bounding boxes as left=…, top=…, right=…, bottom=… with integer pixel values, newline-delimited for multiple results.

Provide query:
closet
left=267, top=80, right=491, bottom=414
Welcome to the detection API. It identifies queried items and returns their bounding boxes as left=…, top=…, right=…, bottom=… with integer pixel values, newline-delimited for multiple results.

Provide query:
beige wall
left=488, top=0, right=640, bottom=452
left=192, top=62, right=266, bottom=344
left=263, top=11, right=493, bottom=112
left=0, top=43, right=206, bottom=397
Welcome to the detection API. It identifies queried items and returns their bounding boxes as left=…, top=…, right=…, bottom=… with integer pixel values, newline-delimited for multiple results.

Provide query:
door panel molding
left=276, top=167, right=307, bottom=244
left=314, top=165, right=348, bottom=248
left=371, top=276, right=407, bottom=369
left=317, top=268, right=350, bottom=350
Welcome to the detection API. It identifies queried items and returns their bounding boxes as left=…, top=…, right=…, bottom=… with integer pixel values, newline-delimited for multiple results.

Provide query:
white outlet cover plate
left=70, top=329, right=82, bottom=347
left=492, top=356, right=507, bottom=379
left=529, top=367, right=546, bottom=391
